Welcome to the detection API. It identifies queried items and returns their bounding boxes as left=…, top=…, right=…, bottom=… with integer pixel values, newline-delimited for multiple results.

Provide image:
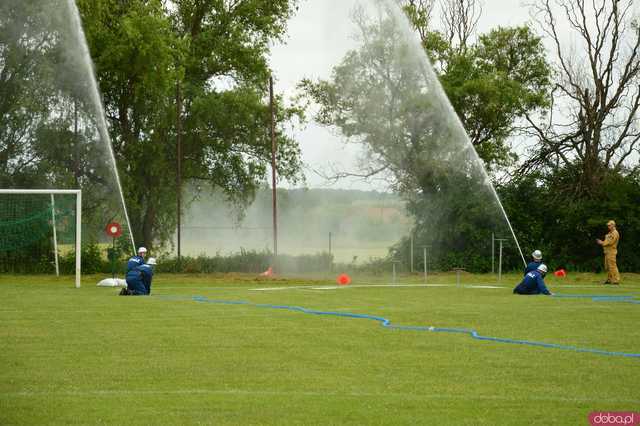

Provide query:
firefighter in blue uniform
left=524, top=250, right=543, bottom=274
left=513, top=264, right=553, bottom=295
left=126, top=247, right=147, bottom=272
left=121, top=257, right=156, bottom=296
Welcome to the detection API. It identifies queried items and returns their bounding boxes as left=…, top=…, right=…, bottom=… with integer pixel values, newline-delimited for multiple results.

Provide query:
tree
left=398, top=0, right=482, bottom=68
left=76, top=0, right=304, bottom=248
left=524, top=0, right=640, bottom=195
left=301, top=3, right=548, bottom=269
left=442, top=26, right=552, bottom=169
left=398, top=0, right=552, bottom=170
left=439, top=0, right=482, bottom=51
left=0, top=1, right=57, bottom=185
left=499, top=167, right=640, bottom=272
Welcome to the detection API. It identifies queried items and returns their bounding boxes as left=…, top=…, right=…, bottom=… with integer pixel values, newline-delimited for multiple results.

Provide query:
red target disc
left=105, top=222, right=122, bottom=238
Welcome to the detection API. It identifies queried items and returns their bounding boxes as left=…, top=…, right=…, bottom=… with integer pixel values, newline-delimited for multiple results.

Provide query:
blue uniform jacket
left=513, top=270, right=551, bottom=295
left=126, top=255, right=145, bottom=272
left=125, top=264, right=154, bottom=295
left=524, top=261, right=541, bottom=274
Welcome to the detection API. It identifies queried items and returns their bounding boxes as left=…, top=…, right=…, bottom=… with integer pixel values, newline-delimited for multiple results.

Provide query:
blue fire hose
left=154, top=294, right=640, bottom=359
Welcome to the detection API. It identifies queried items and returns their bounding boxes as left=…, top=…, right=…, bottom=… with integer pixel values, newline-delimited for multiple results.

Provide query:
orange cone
left=337, top=273, right=351, bottom=285
left=554, top=269, right=566, bottom=277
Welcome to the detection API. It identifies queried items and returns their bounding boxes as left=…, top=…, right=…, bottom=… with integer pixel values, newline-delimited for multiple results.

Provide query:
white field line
left=464, top=285, right=504, bottom=289
left=551, top=284, right=637, bottom=289
left=2, top=388, right=638, bottom=404
left=248, top=286, right=311, bottom=291
left=158, top=286, right=277, bottom=290
left=250, top=284, right=506, bottom=291
left=160, top=283, right=635, bottom=292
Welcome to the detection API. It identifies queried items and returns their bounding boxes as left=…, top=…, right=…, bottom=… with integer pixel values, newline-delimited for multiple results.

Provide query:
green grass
left=1, top=272, right=639, bottom=425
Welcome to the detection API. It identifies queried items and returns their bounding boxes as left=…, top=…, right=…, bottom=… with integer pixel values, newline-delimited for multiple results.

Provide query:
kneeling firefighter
left=513, top=264, right=553, bottom=296
left=121, top=257, right=156, bottom=296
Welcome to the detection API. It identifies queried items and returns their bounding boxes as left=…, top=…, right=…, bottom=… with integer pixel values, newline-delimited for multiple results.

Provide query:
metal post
left=410, top=234, right=414, bottom=273
left=73, top=99, right=79, bottom=188
left=50, top=194, right=59, bottom=277
left=420, top=245, right=430, bottom=284
left=110, top=237, right=116, bottom=279
left=269, top=76, right=278, bottom=258
left=494, top=238, right=508, bottom=283
left=176, top=80, right=182, bottom=266
left=392, top=261, right=397, bottom=284
left=75, top=190, right=82, bottom=288
left=423, top=246, right=427, bottom=283
left=453, top=267, right=465, bottom=286
left=491, top=232, right=495, bottom=274
left=498, top=239, right=503, bottom=284
left=328, top=231, right=332, bottom=273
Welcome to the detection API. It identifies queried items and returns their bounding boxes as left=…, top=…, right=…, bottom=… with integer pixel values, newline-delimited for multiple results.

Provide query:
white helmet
left=532, top=250, right=542, bottom=261
left=138, top=247, right=147, bottom=255
left=147, top=257, right=157, bottom=265
left=537, top=264, right=548, bottom=274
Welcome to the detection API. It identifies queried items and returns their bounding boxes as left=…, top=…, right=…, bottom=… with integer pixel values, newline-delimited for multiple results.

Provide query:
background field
left=1, top=272, right=639, bottom=425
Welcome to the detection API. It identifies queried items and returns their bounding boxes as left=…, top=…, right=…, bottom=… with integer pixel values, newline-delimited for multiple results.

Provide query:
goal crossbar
left=0, top=189, right=82, bottom=288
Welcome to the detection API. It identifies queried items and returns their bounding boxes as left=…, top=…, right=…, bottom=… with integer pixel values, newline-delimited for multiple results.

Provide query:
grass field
left=1, top=272, right=639, bottom=425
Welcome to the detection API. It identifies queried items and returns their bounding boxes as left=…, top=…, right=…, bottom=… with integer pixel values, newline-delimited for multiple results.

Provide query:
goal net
left=0, top=189, right=81, bottom=287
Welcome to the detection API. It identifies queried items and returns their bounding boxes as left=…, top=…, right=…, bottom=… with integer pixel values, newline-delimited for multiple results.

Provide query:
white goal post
left=0, top=189, right=82, bottom=288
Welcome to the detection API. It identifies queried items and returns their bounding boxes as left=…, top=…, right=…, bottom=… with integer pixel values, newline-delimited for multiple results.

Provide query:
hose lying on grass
left=553, top=293, right=640, bottom=304
left=153, top=295, right=640, bottom=359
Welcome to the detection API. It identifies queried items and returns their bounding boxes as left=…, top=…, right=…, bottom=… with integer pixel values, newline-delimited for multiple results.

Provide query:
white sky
left=268, top=0, right=638, bottom=190
left=268, top=0, right=367, bottom=190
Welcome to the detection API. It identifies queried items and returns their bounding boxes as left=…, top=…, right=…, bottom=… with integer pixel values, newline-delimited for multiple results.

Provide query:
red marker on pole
left=105, top=222, right=122, bottom=238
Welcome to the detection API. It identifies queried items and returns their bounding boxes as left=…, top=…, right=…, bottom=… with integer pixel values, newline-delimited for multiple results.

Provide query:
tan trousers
left=604, top=252, right=620, bottom=283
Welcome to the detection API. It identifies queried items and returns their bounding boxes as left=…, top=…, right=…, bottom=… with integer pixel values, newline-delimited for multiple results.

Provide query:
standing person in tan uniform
left=596, top=220, right=620, bottom=285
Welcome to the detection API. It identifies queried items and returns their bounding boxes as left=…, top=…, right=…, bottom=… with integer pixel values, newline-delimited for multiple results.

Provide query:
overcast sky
left=267, top=0, right=638, bottom=190
left=267, top=0, right=536, bottom=190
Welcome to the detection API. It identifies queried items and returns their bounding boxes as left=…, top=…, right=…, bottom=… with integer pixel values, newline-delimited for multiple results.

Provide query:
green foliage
left=73, top=0, right=303, bottom=248
left=58, top=243, right=109, bottom=275
left=400, top=7, right=552, bottom=170
left=438, top=27, right=551, bottom=169
left=0, top=1, right=57, bottom=185
left=0, top=242, right=112, bottom=275
left=391, top=175, right=509, bottom=273
left=299, top=9, right=456, bottom=190
left=499, top=168, right=640, bottom=272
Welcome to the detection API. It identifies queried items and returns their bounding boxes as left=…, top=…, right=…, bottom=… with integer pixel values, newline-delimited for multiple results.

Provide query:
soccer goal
left=0, top=189, right=82, bottom=288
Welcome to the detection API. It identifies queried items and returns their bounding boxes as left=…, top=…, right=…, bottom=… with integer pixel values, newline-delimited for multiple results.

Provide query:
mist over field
left=175, top=187, right=412, bottom=264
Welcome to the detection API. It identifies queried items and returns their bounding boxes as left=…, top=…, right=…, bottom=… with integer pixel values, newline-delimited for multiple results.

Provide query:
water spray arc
left=65, top=0, right=136, bottom=254
left=382, top=0, right=526, bottom=266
